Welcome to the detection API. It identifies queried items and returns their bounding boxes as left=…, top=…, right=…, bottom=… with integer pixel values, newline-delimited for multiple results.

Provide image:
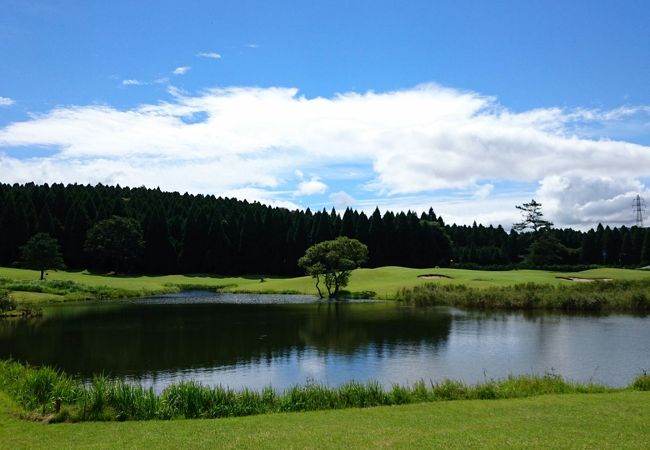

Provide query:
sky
left=1, top=0, right=650, bottom=229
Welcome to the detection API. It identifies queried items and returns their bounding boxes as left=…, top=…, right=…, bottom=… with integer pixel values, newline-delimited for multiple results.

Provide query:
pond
left=1, top=291, right=649, bottom=391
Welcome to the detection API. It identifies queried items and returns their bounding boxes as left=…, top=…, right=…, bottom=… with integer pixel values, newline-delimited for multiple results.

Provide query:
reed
left=394, top=279, right=650, bottom=311
left=1, top=360, right=634, bottom=423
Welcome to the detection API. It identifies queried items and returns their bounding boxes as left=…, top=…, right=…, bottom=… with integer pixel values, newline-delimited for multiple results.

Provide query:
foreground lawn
left=2, top=265, right=649, bottom=302
left=0, top=390, right=648, bottom=449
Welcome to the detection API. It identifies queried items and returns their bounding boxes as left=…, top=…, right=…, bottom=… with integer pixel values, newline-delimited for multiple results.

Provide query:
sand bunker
left=417, top=274, right=452, bottom=280
left=556, top=277, right=613, bottom=283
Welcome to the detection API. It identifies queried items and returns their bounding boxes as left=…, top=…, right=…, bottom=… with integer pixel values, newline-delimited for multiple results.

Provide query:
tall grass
left=0, top=277, right=175, bottom=302
left=394, top=279, right=650, bottom=312
left=1, top=360, right=642, bottom=423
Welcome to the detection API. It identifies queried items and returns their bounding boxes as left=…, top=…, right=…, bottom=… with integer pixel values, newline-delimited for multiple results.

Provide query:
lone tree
left=298, top=237, right=368, bottom=298
left=20, top=233, right=65, bottom=280
left=84, top=216, right=145, bottom=273
left=513, top=199, right=553, bottom=233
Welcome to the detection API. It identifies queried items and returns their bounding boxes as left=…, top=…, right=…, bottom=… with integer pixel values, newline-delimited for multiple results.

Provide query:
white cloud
left=0, top=96, right=15, bottom=106
left=536, top=175, right=648, bottom=228
left=330, top=191, right=355, bottom=209
left=221, top=187, right=301, bottom=210
left=122, top=79, right=144, bottom=86
left=173, top=66, right=191, bottom=75
left=294, top=177, right=327, bottom=196
left=246, top=44, right=259, bottom=48
left=350, top=192, right=532, bottom=228
left=197, top=52, right=221, bottom=59
left=473, top=183, right=494, bottom=199
left=0, top=84, right=649, bottom=226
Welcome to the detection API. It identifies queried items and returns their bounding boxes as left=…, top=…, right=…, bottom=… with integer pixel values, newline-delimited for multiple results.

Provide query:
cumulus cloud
left=0, top=83, right=649, bottom=224
left=0, top=96, right=15, bottom=106
left=330, top=191, right=355, bottom=209
left=197, top=52, right=221, bottom=59
left=294, top=177, right=327, bottom=196
left=173, top=66, right=191, bottom=75
left=536, top=175, right=649, bottom=228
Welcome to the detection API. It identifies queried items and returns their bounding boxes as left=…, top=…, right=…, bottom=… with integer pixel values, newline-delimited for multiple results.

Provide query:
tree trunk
left=333, top=276, right=340, bottom=298
left=314, top=275, right=324, bottom=298
left=40, top=269, right=44, bottom=281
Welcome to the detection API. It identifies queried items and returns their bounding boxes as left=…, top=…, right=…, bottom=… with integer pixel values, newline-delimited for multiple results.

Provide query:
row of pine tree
left=0, top=182, right=649, bottom=274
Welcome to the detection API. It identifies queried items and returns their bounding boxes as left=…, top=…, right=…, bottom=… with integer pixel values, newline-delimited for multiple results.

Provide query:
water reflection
left=0, top=292, right=648, bottom=391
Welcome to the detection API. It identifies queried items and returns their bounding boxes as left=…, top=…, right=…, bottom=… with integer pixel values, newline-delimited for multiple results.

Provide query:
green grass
left=0, top=360, right=649, bottom=447
left=2, top=266, right=649, bottom=303
left=0, top=390, right=648, bottom=449
left=0, top=360, right=623, bottom=423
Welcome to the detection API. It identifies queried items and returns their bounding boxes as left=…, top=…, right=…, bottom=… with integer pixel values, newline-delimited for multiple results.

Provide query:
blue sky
left=1, top=0, right=650, bottom=227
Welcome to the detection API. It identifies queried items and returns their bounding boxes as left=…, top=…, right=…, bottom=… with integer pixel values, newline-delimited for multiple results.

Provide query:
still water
left=1, top=291, right=648, bottom=391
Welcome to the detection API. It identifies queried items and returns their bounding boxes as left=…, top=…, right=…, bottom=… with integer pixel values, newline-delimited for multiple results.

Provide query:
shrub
left=0, top=290, right=16, bottom=313
left=631, top=373, right=650, bottom=391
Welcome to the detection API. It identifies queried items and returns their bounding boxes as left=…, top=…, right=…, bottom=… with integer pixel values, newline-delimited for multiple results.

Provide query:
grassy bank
left=1, top=388, right=649, bottom=449
left=2, top=266, right=649, bottom=305
left=395, top=279, right=650, bottom=312
left=2, top=360, right=649, bottom=424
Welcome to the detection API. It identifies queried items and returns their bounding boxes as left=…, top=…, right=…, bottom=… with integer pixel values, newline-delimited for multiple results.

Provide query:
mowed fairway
left=0, top=391, right=648, bottom=449
left=2, top=266, right=650, bottom=302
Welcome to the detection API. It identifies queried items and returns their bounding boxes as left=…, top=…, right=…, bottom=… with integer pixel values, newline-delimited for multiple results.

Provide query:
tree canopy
left=513, top=199, right=553, bottom=233
left=84, top=216, right=144, bottom=273
left=525, top=232, right=572, bottom=266
left=20, top=232, right=65, bottom=280
left=298, top=237, right=368, bottom=298
left=0, top=183, right=647, bottom=274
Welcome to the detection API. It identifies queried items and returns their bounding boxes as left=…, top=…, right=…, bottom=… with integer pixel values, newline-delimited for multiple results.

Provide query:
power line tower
left=633, top=194, right=646, bottom=228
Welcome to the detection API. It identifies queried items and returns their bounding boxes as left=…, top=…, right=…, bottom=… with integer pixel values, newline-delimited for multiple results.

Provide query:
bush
left=0, top=290, right=16, bottom=313
left=631, top=373, right=650, bottom=391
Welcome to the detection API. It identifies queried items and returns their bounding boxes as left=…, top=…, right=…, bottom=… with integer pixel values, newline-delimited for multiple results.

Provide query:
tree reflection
left=0, top=301, right=452, bottom=378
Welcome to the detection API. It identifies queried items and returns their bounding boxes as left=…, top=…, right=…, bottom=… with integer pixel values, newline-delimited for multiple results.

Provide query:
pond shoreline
left=1, top=359, right=648, bottom=423
left=2, top=265, right=649, bottom=312
left=395, top=279, right=650, bottom=312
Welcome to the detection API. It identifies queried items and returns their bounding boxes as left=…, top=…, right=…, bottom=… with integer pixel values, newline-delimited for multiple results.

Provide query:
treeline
left=0, top=182, right=648, bottom=275
left=448, top=222, right=649, bottom=267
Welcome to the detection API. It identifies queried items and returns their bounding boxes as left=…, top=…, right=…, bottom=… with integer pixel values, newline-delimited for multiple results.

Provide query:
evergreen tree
left=368, top=208, right=385, bottom=266
left=179, top=207, right=211, bottom=273
left=580, top=230, right=600, bottom=264
left=513, top=199, right=553, bottom=232
left=339, top=208, right=355, bottom=237
left=0, top=182, right=642, bottom=275
left=63, top=204, right=91, bottom=269
left=37, top=204, right=57, bottom=237
left=641, top=231, right=650, bottom=266
left=526, top=232, right=569, bottom=266
left=619, top=231, right=634, bottom=265
left=143, top=206, right=177, bottom=274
